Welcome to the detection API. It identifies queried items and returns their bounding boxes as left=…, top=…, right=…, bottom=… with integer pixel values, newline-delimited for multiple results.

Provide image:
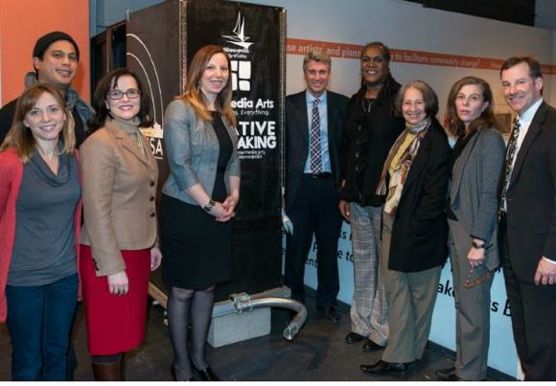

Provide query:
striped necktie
left=499, top=118, right=521, bottom=215
left=309, top=98, right=322, bottom=174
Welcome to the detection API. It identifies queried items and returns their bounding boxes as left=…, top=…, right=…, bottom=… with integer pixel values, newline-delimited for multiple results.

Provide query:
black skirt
left=160, top=194, right=233, bottom=290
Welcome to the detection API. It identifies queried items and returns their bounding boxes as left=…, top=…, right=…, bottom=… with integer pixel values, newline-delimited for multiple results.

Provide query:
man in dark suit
left=499, top=56, right=556, bottom=380
left=284, top=50, right=349, bottom=322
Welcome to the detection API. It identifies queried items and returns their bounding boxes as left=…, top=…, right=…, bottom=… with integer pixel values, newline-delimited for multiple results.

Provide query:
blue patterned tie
left=499, top=118, right=521, bottom=215
left=309, top=98, right=322, bottom=174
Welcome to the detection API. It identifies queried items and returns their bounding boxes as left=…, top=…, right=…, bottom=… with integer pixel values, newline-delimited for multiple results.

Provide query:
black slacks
left=500, top=216, right=556, bottom=380
left=285, top=174, right=342, bottom=309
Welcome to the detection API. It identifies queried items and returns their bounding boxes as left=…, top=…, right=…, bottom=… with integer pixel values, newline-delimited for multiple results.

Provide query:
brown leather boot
left=92, top=361, right=122, bottom=381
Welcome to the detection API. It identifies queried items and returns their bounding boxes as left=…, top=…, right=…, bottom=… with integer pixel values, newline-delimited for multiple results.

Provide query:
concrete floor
left=0, top=294, right=514, bottom=381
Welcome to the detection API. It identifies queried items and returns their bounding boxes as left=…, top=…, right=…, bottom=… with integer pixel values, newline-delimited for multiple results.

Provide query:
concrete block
left=207, top=307, right=271, bottom=348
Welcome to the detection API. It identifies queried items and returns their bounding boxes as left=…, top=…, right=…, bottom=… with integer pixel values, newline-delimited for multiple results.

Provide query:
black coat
left=388, top=118, right=451, bottom=272
left=504, top=102, right=556, bottom=283
left=285, top=90, right=349, bottom=210
left=341, top=76, right=405, bottom=206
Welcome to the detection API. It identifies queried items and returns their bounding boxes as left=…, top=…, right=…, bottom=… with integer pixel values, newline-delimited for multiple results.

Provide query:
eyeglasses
left=464, top=264, right=492, bottom=289
left=108, top=88, right=141, bottom=100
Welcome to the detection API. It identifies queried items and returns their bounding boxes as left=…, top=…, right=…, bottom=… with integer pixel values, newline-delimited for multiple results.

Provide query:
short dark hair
left=396, top=80, right=439, bottom=118
left=500, top=56, right=543, bottom=79
left=89, top=68, right=152, bottom=131
left=361, top=41, right=391, bottom=63
left=33, top=31, right=80, bottom=61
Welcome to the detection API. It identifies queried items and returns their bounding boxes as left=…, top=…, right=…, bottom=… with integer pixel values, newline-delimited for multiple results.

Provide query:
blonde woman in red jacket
left=0, top=84, right=81, bottom=381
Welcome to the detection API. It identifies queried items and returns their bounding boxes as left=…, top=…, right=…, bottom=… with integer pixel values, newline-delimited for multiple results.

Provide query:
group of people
left=0, top=28, right=555, bottom=382
left=0, top=32, right=239, bottom=381
left=284, top=42, right=556, bottom=381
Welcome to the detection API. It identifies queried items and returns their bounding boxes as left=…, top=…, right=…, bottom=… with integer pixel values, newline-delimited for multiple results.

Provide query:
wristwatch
left=203, top=199, right=215, bottom=213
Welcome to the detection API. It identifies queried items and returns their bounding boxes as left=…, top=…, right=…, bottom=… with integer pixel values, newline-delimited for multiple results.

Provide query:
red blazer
left=0, top=147, right=82, bottom=322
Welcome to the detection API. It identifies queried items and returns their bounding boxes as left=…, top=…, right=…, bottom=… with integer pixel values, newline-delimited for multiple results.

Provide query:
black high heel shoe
left=171, top=366, right=194, bottom=381
left=195, top=366, right=220, bottom=381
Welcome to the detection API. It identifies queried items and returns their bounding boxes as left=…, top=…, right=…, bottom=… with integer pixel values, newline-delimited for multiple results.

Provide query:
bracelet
left=472, top=240, right=485, bottom=249
left=203, top=199, right=215, bottom=213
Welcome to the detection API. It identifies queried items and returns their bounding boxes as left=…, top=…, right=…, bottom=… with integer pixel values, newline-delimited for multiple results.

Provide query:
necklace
left=361, top=98, right=375, bottom=113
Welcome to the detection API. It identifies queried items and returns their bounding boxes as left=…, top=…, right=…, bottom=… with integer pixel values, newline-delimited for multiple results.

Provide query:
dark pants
left=285, top=174, right=342, bottom=309
left=500, top=217, right=556, bottom=380
left=6, top=273, right=78, bottom=381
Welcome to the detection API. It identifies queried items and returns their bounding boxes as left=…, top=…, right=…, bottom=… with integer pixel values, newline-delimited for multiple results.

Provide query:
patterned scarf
left=376, top=117, right=431, bottom=215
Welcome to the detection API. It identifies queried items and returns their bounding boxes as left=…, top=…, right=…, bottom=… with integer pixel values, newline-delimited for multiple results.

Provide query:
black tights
left=167, top=285, right=215, bottom=380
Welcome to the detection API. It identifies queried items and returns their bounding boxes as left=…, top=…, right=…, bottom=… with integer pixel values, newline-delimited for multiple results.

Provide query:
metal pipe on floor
left=152, top=284, right=307, bottom=341
left=230, top=293, right=307, bottom=341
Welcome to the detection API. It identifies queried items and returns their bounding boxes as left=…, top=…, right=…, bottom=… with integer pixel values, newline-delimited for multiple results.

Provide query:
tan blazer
left=80, top=118, right=159, bottom=276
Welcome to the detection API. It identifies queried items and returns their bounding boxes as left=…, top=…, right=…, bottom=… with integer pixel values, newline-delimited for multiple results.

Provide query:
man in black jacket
left=0, top=31, right=92, bottom=146
left=340, top=42, right=404, bottom=351
left=498, top=56, right=556, bottom=380
left=284, top=50, right=349, bottom=322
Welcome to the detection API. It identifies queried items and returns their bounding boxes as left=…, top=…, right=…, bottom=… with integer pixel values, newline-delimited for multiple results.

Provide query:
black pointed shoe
left=171, top=366, right=195, bottom=381
left=196, top=366, right=220, bottom=381
left=345, top=332, right=365, bottom=344
left=318, top=305, right=340, bottom=324
left=360, top=360, right=408, bottom=375
left=362, top=339, right=385, bottom=352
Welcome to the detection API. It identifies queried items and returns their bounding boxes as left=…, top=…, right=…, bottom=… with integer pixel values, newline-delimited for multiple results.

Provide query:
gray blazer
left=162, top=99, right=240, bottom=205
left=449, top=128, right=505, bottom=271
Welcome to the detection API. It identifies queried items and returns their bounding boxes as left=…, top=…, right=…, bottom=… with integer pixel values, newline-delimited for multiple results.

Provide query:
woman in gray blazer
left=436, top=77, right=505, bottom=381
left=160, top=45, right=240, bottom=381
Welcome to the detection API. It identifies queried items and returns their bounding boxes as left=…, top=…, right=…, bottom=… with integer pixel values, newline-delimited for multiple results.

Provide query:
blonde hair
left=178, top=45, right=236, bottom=126
left=0, top=83, right=75, bottom=162
left=303, top=50, right=331, bottom=71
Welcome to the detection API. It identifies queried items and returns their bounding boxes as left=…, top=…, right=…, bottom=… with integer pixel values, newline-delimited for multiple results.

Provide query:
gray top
left=8, top=152, right=81, bottom=286
left=162, top=99, right=240, bottom=205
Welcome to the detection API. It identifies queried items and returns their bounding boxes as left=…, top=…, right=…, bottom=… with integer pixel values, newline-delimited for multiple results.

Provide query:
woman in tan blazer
left=79, top=68, right=161, bottom=380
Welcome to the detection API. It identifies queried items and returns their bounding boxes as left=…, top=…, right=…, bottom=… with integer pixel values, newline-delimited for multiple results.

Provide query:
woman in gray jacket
left=436, top=76, right=505, bottom=381
left=160, top=45, right=240, bottom=381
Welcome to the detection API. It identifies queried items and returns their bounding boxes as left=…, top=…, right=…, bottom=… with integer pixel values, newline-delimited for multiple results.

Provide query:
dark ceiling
left=405, top=0, right=535, bottom=26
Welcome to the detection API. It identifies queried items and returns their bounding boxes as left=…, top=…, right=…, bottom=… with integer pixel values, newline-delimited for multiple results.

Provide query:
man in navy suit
left=284, top=50, right=349, bottom=322
left=499, top=56, right=556, bottom=380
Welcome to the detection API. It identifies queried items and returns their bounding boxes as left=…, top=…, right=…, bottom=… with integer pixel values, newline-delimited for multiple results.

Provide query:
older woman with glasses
left=79, top=68, right=161, bottom=380
left=435, top=76, right=504, bottom=381
left=360, top=80, right=451, bottom=375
